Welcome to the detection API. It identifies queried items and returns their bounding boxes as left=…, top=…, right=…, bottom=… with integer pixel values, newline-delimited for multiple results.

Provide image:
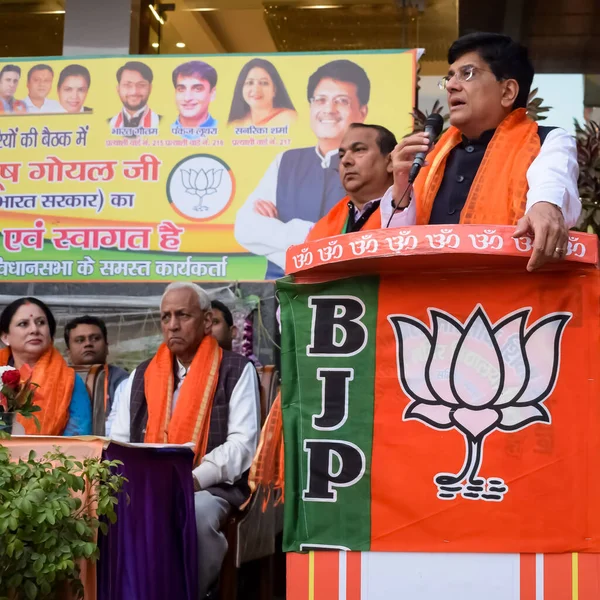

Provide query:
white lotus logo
left=181, top=167, right=223, bottom=211
left=389, top=305, right=571, bottom=502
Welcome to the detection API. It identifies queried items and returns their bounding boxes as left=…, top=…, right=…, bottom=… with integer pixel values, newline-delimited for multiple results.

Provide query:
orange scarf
left=257, top=107, right=288, bottom=126
left=143, top=335, right=222, bottom=466
left=306, top=195, right=383, bottom=242
left=413, top=108, right=540, bottom=225
left=245, top=391, right=284, bottom=510
left=0, top=346, right=74, bottom=435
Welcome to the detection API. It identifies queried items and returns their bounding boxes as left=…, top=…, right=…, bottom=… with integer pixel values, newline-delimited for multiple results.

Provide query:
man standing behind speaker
left=390, top=32, right=580, bottom=271
left=305, top=122, right=414, bottom=241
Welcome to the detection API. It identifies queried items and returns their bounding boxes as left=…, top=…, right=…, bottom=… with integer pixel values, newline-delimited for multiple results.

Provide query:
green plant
left=410, top=99, right=450, bottom=137
left=573, top=119, right=600, bottom=235
left=526, top=88, right=551, bottom=122
left=0, top=446, right=126, bottom=600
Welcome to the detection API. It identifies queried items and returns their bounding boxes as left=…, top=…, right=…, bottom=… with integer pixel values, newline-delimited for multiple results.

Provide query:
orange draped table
left=280, top=225, right=600, bottom=600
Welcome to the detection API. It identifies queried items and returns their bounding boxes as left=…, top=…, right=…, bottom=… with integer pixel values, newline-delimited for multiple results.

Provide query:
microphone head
left=424, top=113, right=444, bottom=138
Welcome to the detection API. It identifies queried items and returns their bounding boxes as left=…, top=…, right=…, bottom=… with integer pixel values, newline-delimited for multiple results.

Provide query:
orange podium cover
left=279, top=225, right=600, bottom=554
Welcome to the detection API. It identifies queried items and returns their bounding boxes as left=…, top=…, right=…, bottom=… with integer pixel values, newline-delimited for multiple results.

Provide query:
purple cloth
left=98, top=444, right=198, bottom=600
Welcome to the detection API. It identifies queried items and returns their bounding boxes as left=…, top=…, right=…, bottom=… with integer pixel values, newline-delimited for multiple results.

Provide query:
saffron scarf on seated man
left=249, top=110, right=542, bottom=504
left=0, top=346, right=75, bottom=435
left=143, top=335, right=222, bottom=466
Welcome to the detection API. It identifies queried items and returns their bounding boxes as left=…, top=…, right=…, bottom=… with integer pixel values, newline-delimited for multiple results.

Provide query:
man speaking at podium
left=308, top=32, right=581, bottom=271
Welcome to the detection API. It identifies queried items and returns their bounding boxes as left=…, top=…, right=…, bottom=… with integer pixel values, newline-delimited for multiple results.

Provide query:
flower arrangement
left=0, top=365, right=41, bottom=436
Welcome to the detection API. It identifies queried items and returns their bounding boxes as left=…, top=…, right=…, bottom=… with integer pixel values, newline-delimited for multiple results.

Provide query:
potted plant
left=573, top=119, right=600, bottom=235
left=0, top=366, right=41, bottom=438
left=0, top=446, right=126, bottom=599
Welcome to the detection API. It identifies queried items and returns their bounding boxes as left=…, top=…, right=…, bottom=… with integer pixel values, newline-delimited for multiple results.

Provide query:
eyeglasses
left=438, top=65, right=496, bottom=90
left=310, top=95, right=352, bottom=108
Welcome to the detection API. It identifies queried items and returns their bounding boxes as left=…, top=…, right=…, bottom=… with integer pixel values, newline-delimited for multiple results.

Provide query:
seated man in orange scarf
left=64, top=315, right=129, bottom=436
left=308, top=32, right=581, bottom=272
left=111, top=282, right=260, bottom=598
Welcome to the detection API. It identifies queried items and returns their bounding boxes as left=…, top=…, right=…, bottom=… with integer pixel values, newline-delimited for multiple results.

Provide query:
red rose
left=1, top=369, right=20, bottom=388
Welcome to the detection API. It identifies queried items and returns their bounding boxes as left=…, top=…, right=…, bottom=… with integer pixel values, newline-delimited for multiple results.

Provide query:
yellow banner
left=0, top=51, right=415, bottom=281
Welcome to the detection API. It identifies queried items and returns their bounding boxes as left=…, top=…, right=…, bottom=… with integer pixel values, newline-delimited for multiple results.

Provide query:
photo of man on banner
left=234, top=59, right=370, bottom=279
left=171, top=60, right=218, bottom=140
left=0, top=64, right=26, bottom=114
left=109, top=60, right=161, bottom=138
left=24, top=64, right=62, bottom=114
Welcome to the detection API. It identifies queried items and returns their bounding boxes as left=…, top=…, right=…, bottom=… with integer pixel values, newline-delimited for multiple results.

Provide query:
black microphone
left=408, top=113, right=444, bottom=184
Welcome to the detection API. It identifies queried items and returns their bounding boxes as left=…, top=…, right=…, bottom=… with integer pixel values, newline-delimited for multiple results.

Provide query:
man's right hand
left=254, top=199, right=279, bottom=219
left=390, top=132, right=433, bottom=206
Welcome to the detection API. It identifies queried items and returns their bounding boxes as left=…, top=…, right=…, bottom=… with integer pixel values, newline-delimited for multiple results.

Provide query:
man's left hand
left=512, top=202, right=568, bottom=272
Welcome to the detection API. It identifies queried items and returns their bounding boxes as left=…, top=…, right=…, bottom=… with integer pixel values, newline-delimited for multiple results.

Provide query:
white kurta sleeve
left=525, top=128, right=581, bottom=227
left=379, top=185, right=417, bottom=228
left=109, top=369, right=135, bottom=442
left=234, top=153, right=316, bottom=269
left=192, top=363, right=260, bottom=489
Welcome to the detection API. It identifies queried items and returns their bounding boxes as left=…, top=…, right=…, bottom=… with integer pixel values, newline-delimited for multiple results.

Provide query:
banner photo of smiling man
left=234, top=59, right=372, bottom=279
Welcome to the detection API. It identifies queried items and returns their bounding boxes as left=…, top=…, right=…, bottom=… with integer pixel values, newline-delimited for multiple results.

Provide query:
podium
left=279, top=225, right=600, bottom=600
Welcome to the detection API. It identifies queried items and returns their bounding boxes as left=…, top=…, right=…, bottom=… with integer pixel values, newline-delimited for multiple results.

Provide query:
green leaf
left=21, top=498, right=32, bottom=515
left=33, top=557, right=44, bottom=572
left=24, top=580, right=37, bottom=600
left=7, top=573, right=22, bottom=588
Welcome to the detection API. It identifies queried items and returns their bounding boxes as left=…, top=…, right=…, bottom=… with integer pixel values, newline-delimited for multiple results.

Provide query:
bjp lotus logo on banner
left=167, top=154, right=234, bottom=221
left=389, top=305, right=571, bottom=502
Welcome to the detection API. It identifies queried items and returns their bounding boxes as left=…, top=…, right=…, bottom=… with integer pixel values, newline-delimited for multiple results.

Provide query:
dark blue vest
left=265, top=147, right=345, bottom=279
left=429, top=126, right=555, bottom=225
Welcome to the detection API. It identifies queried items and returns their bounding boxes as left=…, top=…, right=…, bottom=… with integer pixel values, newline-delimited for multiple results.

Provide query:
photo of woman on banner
left=227, top=58, right=297, bottom=128
left=57, top=64, right=92, bottom=113
left=171, top=60, right=218, bottom=140
left=234, top=59, right=370, bottom=279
